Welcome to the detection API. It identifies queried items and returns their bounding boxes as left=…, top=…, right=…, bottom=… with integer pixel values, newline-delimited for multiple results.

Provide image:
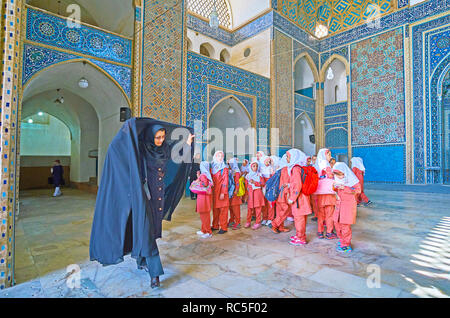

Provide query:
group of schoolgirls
left=192, top=148, right=371, bottom=253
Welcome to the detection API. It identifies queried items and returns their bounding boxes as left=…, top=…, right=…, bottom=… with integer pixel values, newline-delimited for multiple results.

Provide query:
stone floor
left=0, top=188, right=449, bottom=298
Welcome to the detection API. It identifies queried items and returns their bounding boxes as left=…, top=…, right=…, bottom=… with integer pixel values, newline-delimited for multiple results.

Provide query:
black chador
left=89, top=117, right=193, bottom=287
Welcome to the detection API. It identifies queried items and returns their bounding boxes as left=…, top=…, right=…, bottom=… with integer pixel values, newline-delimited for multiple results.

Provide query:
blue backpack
left=264, top=169, right=282, bottom=202
left=228, top=169, right=236, bottom=198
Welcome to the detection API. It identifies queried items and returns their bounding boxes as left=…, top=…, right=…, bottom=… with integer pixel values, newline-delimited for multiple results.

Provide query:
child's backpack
left=228, top=169, right=236, bottom=198
left=300, top=166, right=319, bottom=195
left=237, top=176, right=246, bottom=197
left=264, top=169, right=282, bottom=202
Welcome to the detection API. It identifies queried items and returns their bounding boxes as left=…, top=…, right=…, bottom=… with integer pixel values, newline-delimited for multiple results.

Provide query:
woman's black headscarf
left=90, top=118, right=194, bottom=266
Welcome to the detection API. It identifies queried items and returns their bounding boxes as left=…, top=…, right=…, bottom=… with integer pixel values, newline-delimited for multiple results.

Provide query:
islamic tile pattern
left=26, top=7, right=132, bottom=65
left=351, top=28, right=405, bottom=145
left=278, top=0, right=394, bottom=38
left=293, top=39, right=319, bottom=72
left=320, top=46, right=349, bottom=69
left=141, top=0, right=186, bottom=124
left=186, top=52, right=270, bottom=134
left=1, top=0, right=24, bottom=290
left=412, top=15, right=450, bottom=183
left=320, top=0, right=448, bottom=51
left=209, top=88, right=254, bottom=119
left=325, top=127, right=348, bottom=148
left=295, top=94, right=316, bottom=125
left=325, top=102, right=347, bottom=117
left=429, top=30, right=450, bottom=77
left=398, top=0, right=409, bottom=8
left=22, top=44, right=132, bottom=98
left=273, top=29, right=293, bottom=146
left=187, top=0, right=232, bottom=29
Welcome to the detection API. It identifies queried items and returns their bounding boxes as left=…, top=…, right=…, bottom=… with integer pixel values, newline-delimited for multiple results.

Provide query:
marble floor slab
left=0, top=188, right=449, bottom=298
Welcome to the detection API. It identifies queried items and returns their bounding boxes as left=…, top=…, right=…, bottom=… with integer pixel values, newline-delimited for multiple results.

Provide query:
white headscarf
left=259, top=155, right=274, bottom=178
left=314, top=148, right=331, bottom=173
left=333, top=162, right=360, bottom=187
left=228, top=157, right=240, bottom=174
left=240, top=159, right=250, bottom=174
left=285, top=149, right=308, bottom=176
left=351, top=157, right=366, bottom=172
left=211, top=151, right=227, bottom=175
left=270, top=155, right=281, bottom=170
left=277, top=153, right=288, bottom=171
left=245, top=160, right=262, bottom=190
left=200, top=161, right=213, bottom=184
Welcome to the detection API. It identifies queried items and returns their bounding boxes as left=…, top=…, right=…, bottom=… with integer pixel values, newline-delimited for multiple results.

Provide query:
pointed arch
left=320, top=54, right=350, bottom=82
left=209, top=94, right=254, bottom=127
left=293, top=52, right=319, bottom=83
left=22, top=58, right=132, bottom=107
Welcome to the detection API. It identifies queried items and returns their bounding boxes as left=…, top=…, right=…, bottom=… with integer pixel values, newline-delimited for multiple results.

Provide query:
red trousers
left=310, top=195, right=318, bottom=217
left=229, top=205, right=241, bottom=225
left=272, top=202, right=290, bottom=229
left=293, top=214, right=307, bottom=241
left=198, top=212, right=212, bottom=234
left=357, top=192, right=370, bottom=204
left=335, top=222, right=352, bottom=247
left=262, top=199, right=275, bottom=221
left=247, top=206, right=262, bottom=224
left=212, top=207, right=229, bottom=231
left=317, top=205, right=334, bottom=233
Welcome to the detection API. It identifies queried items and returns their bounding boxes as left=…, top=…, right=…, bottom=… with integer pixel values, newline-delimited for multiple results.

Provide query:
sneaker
left=211, top=228, right=219, bottom=231
left=244, top=222, right=251, bottom=228
left=311, top=217, right=318, bottom=222
left=232, top=223, right=241, bottom=230
left=252, top=223, right=262, bottom=230
left=228, top=221, right=235, bottom=227
left=271, top=226, right=280, bottom=234
left=317, top=232, right=324, bottom=239
left=218, top=229, right=227, bottom=234
left=326, top=232, right=338, bottom=240
left=364, top=201, right=373, bottom=207
left=201, top=233, right=212, bottom=239
left=196, top=231, right=205, bottom=235
left=336, top=245, right=352, bottom=253
left=261, top=220, right=267, bottom=226
left=289, top=237, right=307, bottom=246
left=266, top=220, right=272, bottom=227
left=286, top=217, right=294, bottom=222
left=251, top=216, right=256, bottom=221
left=337, top=241, right=341, bottom=247
left=290, top=235, right=297, bottom=240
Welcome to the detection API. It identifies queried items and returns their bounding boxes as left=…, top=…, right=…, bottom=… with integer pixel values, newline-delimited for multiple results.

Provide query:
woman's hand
left=288, top=199, right=294, bottom=205
left=187, top=133, right=195, bottom=146
left=219, top=193, right=225, bottom=200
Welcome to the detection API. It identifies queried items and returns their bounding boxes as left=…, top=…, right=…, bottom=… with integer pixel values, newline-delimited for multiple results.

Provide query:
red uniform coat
left=333, top=183, right=361, bottom=225
left=212, top=168, right=229, bottom=209
left=278, top=166, right=312, bottom=215
left=229, top=172, right=242, bottom=206
left=245, top=178, right=266, bottom=209
left=196, top=174, right=212, bottom=213
left=352, top=168, right=365, bottom=192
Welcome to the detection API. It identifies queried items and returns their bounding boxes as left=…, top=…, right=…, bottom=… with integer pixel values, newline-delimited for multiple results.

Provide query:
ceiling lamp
left=327, top=67, right=334, bottom=80
left=38, top=111, right=43, bottom=116
left=314, top=23, right=329, bottom=39
left=54, top=89, right=64, bottom=104
left=78, top=77, right=89, bottom=89
left=78, top=61, right=89, bottom=88
left=28, top=119, right=33, bottom=124
left=227, top=106, right=235, bottom=114
left=209, top=0, right=219, bottom=29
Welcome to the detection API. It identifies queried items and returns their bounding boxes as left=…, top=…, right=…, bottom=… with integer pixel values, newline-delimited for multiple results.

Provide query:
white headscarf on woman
left=259, top=155, right=274, bottom=178
left=228, top=157, right=240, bottom=174
left=200, top=161, right=213, bottom=184
left=211, top=151, right=227, bottom=175
left=240, top=159, right=250, bottom=174
left=277, top=153, right=288, bottom=171
left=270, top=155, right=281, bottom=170
left=245, top=160, right=262, bottom=190
left=285, top=149, right=308, bottom=176
left=351, top=157, right=366, bottom=172
left=314, top=148, right=331, bottom=173
left=333, top=162, right=360, bottom=187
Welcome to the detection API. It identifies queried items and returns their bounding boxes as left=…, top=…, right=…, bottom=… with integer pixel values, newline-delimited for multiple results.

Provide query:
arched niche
left=200, top=42, right=215, bottom=58
left=220, top=48, right=231, bottom=63
left=323, top=59, right=347, bottom=105
left=207, top=95, right=254, bottom=161
left=294, top=112, right=316, bottom=156
left=294, top=54, right=318, bottom=99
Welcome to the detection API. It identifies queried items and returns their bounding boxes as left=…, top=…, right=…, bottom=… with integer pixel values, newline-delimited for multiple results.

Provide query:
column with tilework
left=0, top=0, right=25, bottom=289
left=140, top=0, right=187, bottom=125
left=132, top=0, right=143, bottom=117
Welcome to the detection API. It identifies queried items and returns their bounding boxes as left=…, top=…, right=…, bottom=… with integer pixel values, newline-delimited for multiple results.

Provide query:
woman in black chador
left=90, top=118, right=194, bottom=289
